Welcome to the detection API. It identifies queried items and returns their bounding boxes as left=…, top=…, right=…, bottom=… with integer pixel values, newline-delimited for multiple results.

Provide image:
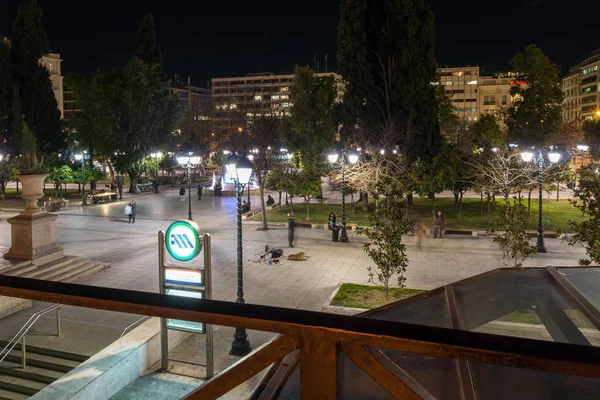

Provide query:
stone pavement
left=0, top=186, right=589, bottom=397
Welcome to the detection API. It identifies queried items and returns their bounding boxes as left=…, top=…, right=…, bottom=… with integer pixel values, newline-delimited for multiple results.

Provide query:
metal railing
left=0, top=274, right=599, bottom=399
left=0, top=303, right=62, bottom=369
left=119, top=315, right=151, bottom=338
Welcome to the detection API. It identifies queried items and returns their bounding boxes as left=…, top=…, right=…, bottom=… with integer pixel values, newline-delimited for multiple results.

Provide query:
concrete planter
left=17, top=173, right=48, bottom=214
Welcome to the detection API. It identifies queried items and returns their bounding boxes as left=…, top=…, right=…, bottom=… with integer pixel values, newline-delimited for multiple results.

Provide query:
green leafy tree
left=287, top=170, right=321, bottom=221
left=281, top=66, right=336, bottom=170
left=409, top=157, right=447, bottom=214
left=265, top=167, right=289, bottom=207
left=0, top=158, right=11, bottom=200
left=47, top=165, right=73, bottom=197
left=337, top=0, right=440, bottom=161
left=472, top=114, right=506, bottom=149
left=356, top=181, right=411, bottom=296
left=494, top=198, right=537, bottom=268
left=10, top=0, right=62, bottom=153
left=567, top=164, right=600, bottom=265
left=135, top=13, right=163, bottom=67
left=441, top=149, right=474, bottom=218
left=507, top=45, right=563, bottom=146
left=437, top=85, right=460, bottom=145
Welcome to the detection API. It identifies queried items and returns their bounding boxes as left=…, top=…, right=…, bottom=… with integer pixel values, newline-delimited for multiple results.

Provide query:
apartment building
left=170, top=79, right=212, bottom=143
left=563, top=50, right=600, bottom=122
left=39, top=53, right=64, bottom=119
left=478, top=73, right=514, bottom=117
left=437, top=67, right=480, bottom=121
left=211, top=71, right=343, bottom=138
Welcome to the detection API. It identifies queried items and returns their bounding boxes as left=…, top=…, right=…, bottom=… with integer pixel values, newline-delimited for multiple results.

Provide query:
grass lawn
left=331, top=283, right=425, bottom=309
left=498, top=309, right=595, bottom=329
left=253, top=196, right=586, bottom=233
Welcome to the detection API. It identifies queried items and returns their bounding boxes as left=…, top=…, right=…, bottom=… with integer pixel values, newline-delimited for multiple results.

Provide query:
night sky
left=1, top=0, right=597, bottom=86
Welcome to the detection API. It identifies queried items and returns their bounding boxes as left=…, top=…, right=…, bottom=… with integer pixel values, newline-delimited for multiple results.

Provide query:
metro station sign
left=165, top=220, right=201, bottom=261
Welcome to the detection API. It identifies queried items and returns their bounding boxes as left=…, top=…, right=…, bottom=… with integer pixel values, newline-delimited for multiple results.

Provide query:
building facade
left=437, top=67, right=480, bottom=121
left=562, top=50, right=600, bottom=122
left=170, top=79, right=212, bottom=144
left=39, top=53, right=64, bottom=119
left=477, top=74, right=514, bottom=117
left=211, top=72, right=343, bottom=141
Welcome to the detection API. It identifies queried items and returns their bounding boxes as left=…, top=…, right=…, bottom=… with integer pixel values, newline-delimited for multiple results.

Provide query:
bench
left=137, top=184, right=154, bottom=193
left=445, top=228, right=477, bottom=236
left=92, top=192, right=118, bottom=204
left=44, top=201, right=61, bottom=212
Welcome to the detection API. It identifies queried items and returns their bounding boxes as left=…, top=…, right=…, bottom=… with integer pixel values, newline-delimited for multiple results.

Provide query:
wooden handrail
left=0, top=274, right=599, bottom=398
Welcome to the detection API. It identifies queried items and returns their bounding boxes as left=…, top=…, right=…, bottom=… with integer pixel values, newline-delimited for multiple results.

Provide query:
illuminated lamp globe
left=520, top=152, right=534, bottom=163
left=348, top=153, right=359, bottom=164
left=235, top=156, right=254, bottom=185
left=190, top=156, right=202, bottom=165
left=226, top=154, right=239, bottom=180
left=548, top=152, right=561, bottom=163
left=176, top=156, right=188, bottom=165
left=74, top=154, right=83, bottom=161
left=577, top=145, right=589, bottom=152
left=328, top=152, right=339, bottom=163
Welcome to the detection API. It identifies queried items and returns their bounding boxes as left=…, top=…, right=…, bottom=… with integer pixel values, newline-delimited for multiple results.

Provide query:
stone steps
left=0, top=257, right=109, bottom=284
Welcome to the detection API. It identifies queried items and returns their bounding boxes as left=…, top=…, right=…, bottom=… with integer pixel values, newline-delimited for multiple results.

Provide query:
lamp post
left=74, top=153, right=87, bottom=206
left=520, top=149, right=561, bottom=253
left=328, top=149, right=359, bottom=243
left=227, top=154, right=253, bottom=356
left=176, top=153, right=202, bottom=221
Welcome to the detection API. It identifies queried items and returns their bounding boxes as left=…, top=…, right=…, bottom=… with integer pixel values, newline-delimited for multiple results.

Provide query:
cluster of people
left=110, top=180, right=123, bottom=200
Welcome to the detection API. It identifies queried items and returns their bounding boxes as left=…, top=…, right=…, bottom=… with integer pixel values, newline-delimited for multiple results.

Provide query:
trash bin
left=332, top=226, right=340, bottom=242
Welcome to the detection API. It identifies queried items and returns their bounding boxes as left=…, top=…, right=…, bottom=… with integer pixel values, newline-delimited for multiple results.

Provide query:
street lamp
left=176, top=153, right=202, bottom=221
left=227, top=154, right=253, bottom=356
left=328, top=149, right=358, bottom=243
left=520, top=149, right=561, bottom=253
left=74, top=153, right=87, bottom=206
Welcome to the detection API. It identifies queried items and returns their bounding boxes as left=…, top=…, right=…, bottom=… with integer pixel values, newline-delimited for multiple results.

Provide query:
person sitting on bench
left=241, top=200, right=250, bottom=213
left=266, top=194, right=275, bottom=206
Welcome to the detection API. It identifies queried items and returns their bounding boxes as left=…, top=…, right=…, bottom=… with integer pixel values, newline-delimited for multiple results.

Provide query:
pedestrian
left=214, top=180, right=222, bottom=197
left=153, top=180, right=159, bottom=194
left=241, top=200, right=250, bottom=213
left=328, top=212, right=336, bottom=230
left=415, top=219, right=426, bottom=248
left=126, top=200, right=137, bottom=223
left=179, top=186, right=186, bottom=202
left=266, top=194, right=275, bottom=206
left=197, top=185, right=203, bottom=200
left=433, top=211, right=445, bottom=239
left=287, top=212, right=296, bottom=248
left=117, top=180, right=123, bottom=200
left=110, top=180, right=116, bottom=192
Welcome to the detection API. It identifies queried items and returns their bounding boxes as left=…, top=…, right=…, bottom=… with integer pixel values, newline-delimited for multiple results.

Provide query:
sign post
left=159, top=220, right=213, bottom=378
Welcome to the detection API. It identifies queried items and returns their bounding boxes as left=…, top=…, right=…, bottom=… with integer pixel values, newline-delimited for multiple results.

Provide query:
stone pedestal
left=4, top=212, right=63, bottom=261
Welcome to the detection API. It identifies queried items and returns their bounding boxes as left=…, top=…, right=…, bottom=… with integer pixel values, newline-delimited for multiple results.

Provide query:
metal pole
left=21, top=336, right=26, bottom=369
left=340, top=149, right=349, bottom=242
left=188, top=162, right=192, bottom=221
left=158, top=231, right=169, bottom=370
left=204, top=234, right=214, bottom=378
left=81, top=160, right=86, bottom=206
left=56, top=307, right=61, bottom=337
left=230, top=181, right=251, bottom=356
left=537, top=150, right=546, bottom=253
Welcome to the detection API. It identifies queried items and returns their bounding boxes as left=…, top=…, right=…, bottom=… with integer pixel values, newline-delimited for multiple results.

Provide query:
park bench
left=137, top=183, right=154, bottom=193
left=92, top=192, right=118, bottom=204
left=445, top=228, right=477, bottom=236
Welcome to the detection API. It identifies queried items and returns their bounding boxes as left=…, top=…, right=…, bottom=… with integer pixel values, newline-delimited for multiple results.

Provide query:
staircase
left=0, top=341, right=88, bottom=399
left=0, top=257, right=109, bottom=283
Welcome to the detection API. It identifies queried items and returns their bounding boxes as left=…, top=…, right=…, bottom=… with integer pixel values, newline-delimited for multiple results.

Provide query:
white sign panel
left=165, top=268, right=202, bottom=286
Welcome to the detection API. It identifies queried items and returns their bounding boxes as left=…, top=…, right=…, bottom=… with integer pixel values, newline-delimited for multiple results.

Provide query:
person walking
left=117, top=180, right=123, bottom=200
left=127, top=200, right=137, bottom=223
left=214, top=180, right=222, bottom=197
left=153, top=180, right=159, bottom=194
left=197, top=185, right=203, bottom=200
left=328, top=212, right=336, bottom=230
left=433, top=211, right=445, bottom=238
left=287, top=212, right=296, bottom=248
left=179, top=186, right=186, bottom=202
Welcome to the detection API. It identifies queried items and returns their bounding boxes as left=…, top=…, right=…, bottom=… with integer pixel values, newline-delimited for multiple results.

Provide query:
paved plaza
left=0, top=187, right=590, bottom=396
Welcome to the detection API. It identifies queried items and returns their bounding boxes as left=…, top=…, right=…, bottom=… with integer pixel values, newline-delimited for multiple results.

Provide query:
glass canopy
left=254, top=267, right=600, bottom=400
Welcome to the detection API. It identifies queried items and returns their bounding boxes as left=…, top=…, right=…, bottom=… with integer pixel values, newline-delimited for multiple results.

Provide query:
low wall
left=31, top=317, right=190, bottom=400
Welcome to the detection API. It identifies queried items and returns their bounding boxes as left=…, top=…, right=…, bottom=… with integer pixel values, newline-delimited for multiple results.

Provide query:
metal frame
left=158, top=231, right=214, bottom=379
left=1, top=268, right=600, bottom=399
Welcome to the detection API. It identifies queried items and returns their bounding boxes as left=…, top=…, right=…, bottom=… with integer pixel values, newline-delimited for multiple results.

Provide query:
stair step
left=0, top=261, right=33, bottom=276
left=0, top=341, right=89, bottom=363
left=0, top=388, right=28, bottom=400
left=50, top=262, right=105, bottom=282
left=29, top=259, right=89, bottom=280
left=4, top=265, right=37, bottom=278
left=63, top=263, right=110, bottom=283
left=0, top=376, right=45, bottom=396
left=2, top=355, right=73, bottom=374
left=0, top=366, right=56, bottom=385
left=0, top=361, right=62, bottom=380
left=23, top=257, right=81, bottom=279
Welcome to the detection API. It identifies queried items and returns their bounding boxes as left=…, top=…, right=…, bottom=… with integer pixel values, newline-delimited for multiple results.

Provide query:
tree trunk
left=350, top=192, right=356, bottom=214
left=259, top=178, right=268, bottom=230
left=16, top=180, right=19, bottom=198
left=407, top=193, right=413, bottom=209
left=556, top=181, right=560, bottom=201
left=480, top=191, right=483, bottom=215
left=305, top=198, right=310, bottom=221
left=128, top=172, right=139, bottom=193
left=289, top=196, right=293, bottom=213
left=431, top=194, right=435, bottom=214
left=528, top=189, right=532, bottom=216
left=487, top=193, right=492, bottom=225
left=458, top=192, right=463, bottom=218
left=362, top=192, right=369, bottom=211
left=453, top=192, right=459, bottom=206
left=278, top=191, right=282, bottom=207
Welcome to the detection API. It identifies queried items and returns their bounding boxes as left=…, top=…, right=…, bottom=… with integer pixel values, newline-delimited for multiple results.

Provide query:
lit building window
left=467, top=80, right=477, bottom=85
left=271, top=95, right=279, bottom=100
left=254, top=95, right=262, bottom=101
left=282, top=102, right=290, bottom=108
left=229, top=104, right=237, bottom=109
left=280, top=87, right=289, bottom=92
left=280, top=95, right=289, bottom=100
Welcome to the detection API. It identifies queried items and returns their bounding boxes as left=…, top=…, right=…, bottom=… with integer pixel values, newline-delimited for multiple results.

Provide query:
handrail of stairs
left=119, top=315, right=151, bottom=338
left=0, top=303, right=62, bottom=369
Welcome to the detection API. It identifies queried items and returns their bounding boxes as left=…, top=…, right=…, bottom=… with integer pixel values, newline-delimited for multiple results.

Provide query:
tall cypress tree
left=135, top=13, right=163, bottom=67
left=10, top=0, right=62, bottom=153
left=337, top=0, right=441, bottom=161
left=0, top=37, right=11, bottom=126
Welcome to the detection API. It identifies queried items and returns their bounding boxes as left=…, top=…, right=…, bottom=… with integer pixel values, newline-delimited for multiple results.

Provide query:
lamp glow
left=577, top=144, right=589, bottom=152
left=74, top=154, right=83, bottom=161
left=176, top=156, right=187, bottom=165
left=492, top=147, right=498, bottom=152
left=328, top=153, right=339, bottom=163
left=235, top=156, right=254, bottom=185
left=226, top=154, right=239, bottom=180
left=548, top=152, right=561, bottom=163
left=520, top=152, right=534, bottom=162
left=348, top=153, right=359, bottom=164
left=190, top=156, right=201, bottom=165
